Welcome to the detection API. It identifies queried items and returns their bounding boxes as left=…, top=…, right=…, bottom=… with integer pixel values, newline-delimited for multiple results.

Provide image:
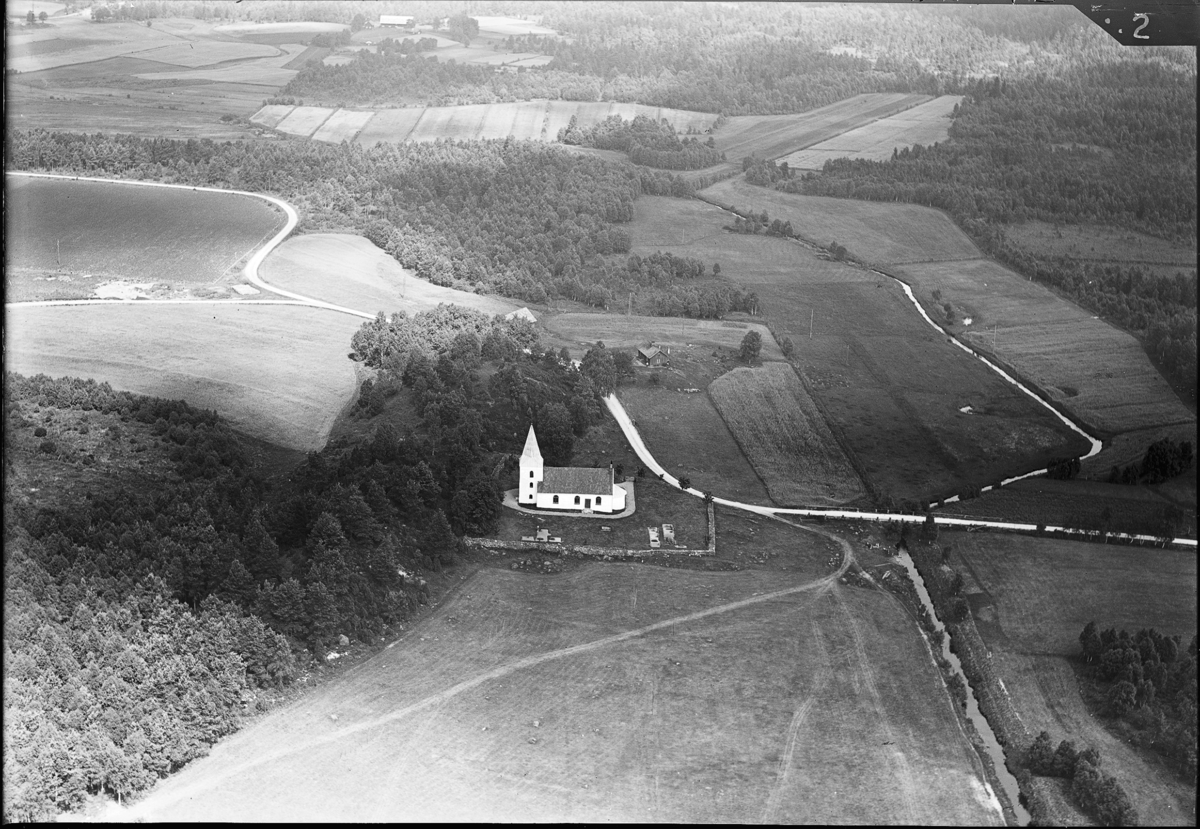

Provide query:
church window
left=596, top=497, right=602, bottom=506
left=529, top=470, right=534, bottom=478
left=553, top=495, right=559, bottom=504
left=574, top=496, right=580, bottom=505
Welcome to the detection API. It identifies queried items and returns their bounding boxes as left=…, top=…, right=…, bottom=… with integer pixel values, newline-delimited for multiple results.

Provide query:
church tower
left=519, top=424, right=544, bottom=505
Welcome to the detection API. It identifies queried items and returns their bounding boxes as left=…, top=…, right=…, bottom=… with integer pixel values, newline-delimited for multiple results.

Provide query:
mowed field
left=1005, top=220, right=1198, bottom=273
left=6, top=175, right=286, bottom=299
left=701, top=179, right=1196, bottom=455
left=951, top=533, right=1197, bottom=826
left=781, top=95, right=964, bottom=169
left=709, top=363, right=865, bottom=507
left=889, top=258, right=1196, bottom=436
left=258, top=233, right=519, bottom=319
left=631, top=195, right=1087, bottom=505
left=5, top=303, right=361, bottom=452
left=126, top=563, right=1002, bottom=824
left=253, top=100, right=718, bottom=145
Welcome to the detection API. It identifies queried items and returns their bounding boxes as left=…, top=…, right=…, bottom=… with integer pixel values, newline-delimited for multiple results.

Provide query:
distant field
left=711, top=93, right=931, bottom=168
left=5, top=303, right=361, bottom=452
left=709, top=363, right=865, bottom=506
left=630, top=196, right=1086, bottom=505
left=781, top=95, right=963, bottom=169
left=275, top=104, right=335, bottom=136
left=891, top=258, right=1196, bottom=437
left=409, top=103, right=491, bottom=141
left=250, top=103, right=298, bottom=129
left=127, top=39, right=280, bottom=68
left=699, top=178, right=981, bottom=265
left=542, top=312, right=783, bottom=360
left=1004, top=220, right=1197, bottom=270
left=474, top=16, right=559, bottom=36
left=214, top=21, right=347, bottom=34
left=128, top=564, right=1001, bottom=824
left=310, top=108, right=373, bottom=143
left=258, top=233, right=518, bottom=319
left=6, top=176, right=286, bottom=296
left=352, top=107, right=426, bottom=144
left=952, top=533, right=1196, bottom=827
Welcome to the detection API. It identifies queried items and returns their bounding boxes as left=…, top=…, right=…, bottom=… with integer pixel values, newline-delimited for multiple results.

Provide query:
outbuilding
left=637, top=344, right=669, bottom=366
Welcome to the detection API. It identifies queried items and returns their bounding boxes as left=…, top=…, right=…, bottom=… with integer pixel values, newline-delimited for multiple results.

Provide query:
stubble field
left=6, top=175, right=286, bottom=299
left=780, top=95, right=964, bottom=169
left=951, top=533, right=1197, bottom=826
left=631, top=195, right=1088, bottom=505
left=258, top=233, right=518, bottom=319
left=125, top=562, right=1002, bottom=824
left=709, top=363, right=865, bottom=507
left=4, top=303, right=361, bottom=452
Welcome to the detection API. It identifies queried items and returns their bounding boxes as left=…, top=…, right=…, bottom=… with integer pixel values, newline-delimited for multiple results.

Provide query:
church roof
left=541, top=466, right=612, bottom=496
left=520, top=425, right=542, bottom=463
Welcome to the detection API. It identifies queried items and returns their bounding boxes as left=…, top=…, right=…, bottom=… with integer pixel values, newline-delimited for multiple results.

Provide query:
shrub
left=33, top=426, right=47, bottom=437
left=38, top=440, right=56, bottom=454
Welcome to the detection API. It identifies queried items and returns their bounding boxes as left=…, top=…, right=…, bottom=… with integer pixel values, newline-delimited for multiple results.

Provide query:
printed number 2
left=1132, top=13, right=1150, bottom=39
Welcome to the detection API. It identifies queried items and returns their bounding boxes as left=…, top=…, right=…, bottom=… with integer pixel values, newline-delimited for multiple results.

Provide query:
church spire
left=521, top=424, right=542, bottom=463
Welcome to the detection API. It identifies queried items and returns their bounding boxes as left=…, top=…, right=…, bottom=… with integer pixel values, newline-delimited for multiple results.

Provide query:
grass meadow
left=5, top=303, right=362, bottom=452
left=6, top=176, right=286, bottom=298
left=258, top=233, right=518, bottom=319
left=780, top=95, right=963, bottom=169
left=630, top=195, right=1088, bottom=505
left=709, top=363, right=865, bottom=506
left=951, top=532, right=1197, bottom=826
left=126, top=563, right=1002, bottom=824
left=541, top=312, right=783, bottom=360
left=1005, top=221, right=1197, bottom=271
left=310, top=108, right=374, bottom=143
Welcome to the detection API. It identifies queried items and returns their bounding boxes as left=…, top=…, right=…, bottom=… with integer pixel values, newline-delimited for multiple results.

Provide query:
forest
left=558, top=114, right=725, bottom=171
left=2, top=298, right=636, bottom=819
left=762, top=60, right=1197, bottom=401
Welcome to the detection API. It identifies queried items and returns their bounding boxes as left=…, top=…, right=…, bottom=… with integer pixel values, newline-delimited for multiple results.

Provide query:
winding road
left=7, top=172, right=1194, bottom=548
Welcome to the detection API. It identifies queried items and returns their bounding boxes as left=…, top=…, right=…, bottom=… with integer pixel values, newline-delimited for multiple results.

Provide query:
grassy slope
left=5, top=303, right=361, bottom=453
left=631, top=195, right=1087, bottom=505
left=126, top=563, right=1001, bottom=824
left=951, top=532, right=1197, bottom=826
left=258, top=233, right=518, bottom=319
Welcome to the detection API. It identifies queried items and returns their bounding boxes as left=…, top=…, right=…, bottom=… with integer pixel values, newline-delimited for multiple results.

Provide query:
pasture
left=310, top=108, right=374, bottom=143
left=891, top=258, right=1196, bottom=437
left=258, top=233, right=518, bottom=319
left=629, top=195, right=1087, bottom=505
left=699, top=178, right=981, bottom=265
left=712, top=93, right=932, bottom=166
left=1005, top=220, right=1198, bottom=271
left=780, top=95, right=963, bottom=169
left=274, top=105, right=336, bottom=136
left=709, top=363, right=865, bottom=507
left=951, top=532, right=1197, bottom=826
left=126, top=563, right=1001, bottom=824
left=4, top=303, right=361, bottom=453
left=6, top=175, right=286, bottom=298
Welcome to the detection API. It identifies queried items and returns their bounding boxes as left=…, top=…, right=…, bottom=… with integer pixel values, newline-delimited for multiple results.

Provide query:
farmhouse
left=637, top=344, right=669, bottom=366
left=519, top=425, right=627, bottom=514
left=379, top=15, right=415, bottom=29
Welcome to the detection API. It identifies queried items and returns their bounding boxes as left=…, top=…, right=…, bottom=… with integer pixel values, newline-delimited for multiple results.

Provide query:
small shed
left=504, top=307, right=538, bottom=323
left=637, top=344, right=669, bottom=366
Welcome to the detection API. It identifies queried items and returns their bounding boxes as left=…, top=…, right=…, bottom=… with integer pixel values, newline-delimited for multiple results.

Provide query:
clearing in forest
left=630, top=195, right=1087, bottom=506
left=950, top=533, right=1196, bottom=827
left=4, top=303, right=361, bottom=453
left=126, top=563, right=1002, bottom=824
left=257, top=233, right=519, bottom=319
left=709, top=363, right=865, bottom=506
left=780, top=95, right=964, bottom=169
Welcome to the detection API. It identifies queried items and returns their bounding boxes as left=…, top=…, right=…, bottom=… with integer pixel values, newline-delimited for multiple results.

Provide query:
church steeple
left=518, top=425, right=543, bottom=505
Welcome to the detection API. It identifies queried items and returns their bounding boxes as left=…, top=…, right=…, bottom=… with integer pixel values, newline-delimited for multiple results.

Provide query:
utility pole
left=809, top=308, right=814, bottom=338
left=56, top=239, right=61, bottom=267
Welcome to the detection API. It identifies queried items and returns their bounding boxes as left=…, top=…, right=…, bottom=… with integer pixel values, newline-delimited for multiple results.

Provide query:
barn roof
left=638, top=346, right=663, bottom=360
left=542, top=466, right=612, bottom=496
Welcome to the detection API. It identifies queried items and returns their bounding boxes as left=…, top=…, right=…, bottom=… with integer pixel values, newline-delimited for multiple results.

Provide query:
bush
left=33, top=426, right=47, bottom=437
left=38, top=440, right=57, bottom=454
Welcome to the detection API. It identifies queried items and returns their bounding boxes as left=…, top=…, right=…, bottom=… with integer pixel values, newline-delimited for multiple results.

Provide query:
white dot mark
left=1105, top=17, right=1111, bottom=23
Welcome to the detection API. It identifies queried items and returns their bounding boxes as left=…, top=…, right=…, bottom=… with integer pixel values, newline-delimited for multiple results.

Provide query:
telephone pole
left=809, top=308, right=814, bottom=338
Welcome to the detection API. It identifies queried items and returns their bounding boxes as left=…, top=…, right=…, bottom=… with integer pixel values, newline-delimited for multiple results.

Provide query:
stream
left=895, top=549, right=1032, bottom=826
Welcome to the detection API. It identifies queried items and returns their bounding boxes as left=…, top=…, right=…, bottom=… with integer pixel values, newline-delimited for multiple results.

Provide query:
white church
left=519, top=425, right=627, bottom=514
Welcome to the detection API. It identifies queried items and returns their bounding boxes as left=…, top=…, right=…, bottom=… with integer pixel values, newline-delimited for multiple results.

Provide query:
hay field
left=258, top=233, right=518, bottom=319
left=311, top=108, right=374, bottom=143
left=274, top=105, right=335, bottom=137
left=6, top=176, right=286, bottom=295
left=126, top=39, right=279, bottom=68
left=700, top=178, right=980, bottom=265
left=630, top=195, right=1089, bottom=504
left=541, top=313, right=783, bottom=360
left=475, top=16, right=559, bottom=36
left=1004, top=221, right=1197, bottom=270
left=781, top=95, right=963, bottom=169
left=890, top=258, right=1196, bottom=436
left=249, top=104, right=295, bottom=129
left=5, top=303, right=361, bottom=452
left=408, top=103, right=492, bottom=141
left=128, top=564, right=1001, bottom=824
left=353, top=107, right=426, bottom=145
left=712, top=93, right=931, bottom=164
left=7, top=19, right=183, bottom=72
left=952, top=533, right=1196, bottom=826
left=710, top=364, right=865, bottom=506
left=214, top=21, right=347, bottom=35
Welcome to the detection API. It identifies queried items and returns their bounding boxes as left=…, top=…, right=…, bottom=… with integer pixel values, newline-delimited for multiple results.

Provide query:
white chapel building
left=519, top=425, right=627, bottom=514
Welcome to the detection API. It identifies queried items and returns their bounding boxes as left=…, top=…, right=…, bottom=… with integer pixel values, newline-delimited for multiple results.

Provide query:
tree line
left=558, top=114, right=725, bottom=171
